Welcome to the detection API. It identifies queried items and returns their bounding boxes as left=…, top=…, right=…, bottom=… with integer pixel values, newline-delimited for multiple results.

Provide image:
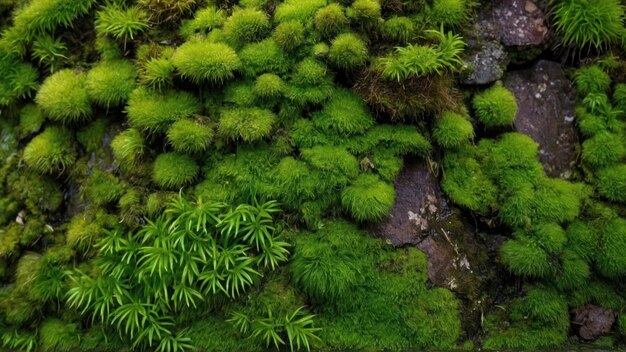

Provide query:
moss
left=40, top=319, right=80, bottom=352
left=556, top=249, right=590, bottom=290
left=576, top=105, right=624, bottom=137
left=238, top=39, right=288, bottom=78
left=9, top=170, right=63, bottom=213
left=273, top=20, right=305, bottom=51
left=180, top=6, right=226, bottom=38
left=314, top=3, right=347, bottom=38
left=95, top=4, right=149, bottom=47
left=35, top=69, right=92, bottom=124
left=441, top=152, right=496, bottom=214
left=167, top=119, right=214, bottom=154
left=432, top=111, right=474, bottom=149
left=350, top=124, right=431, bottom=156
left=23, top=126, right=76, bottom=174
left=66, top=210, right=115, bottom=251
left=613, top=83, right=626, bottom=112
left=382, top=16, right=415, bottom=43
left=152, top=152, right=199, bottom=189
left=301, top=146, right=360, bottom=186
left=341, top=174, right=395, bottom=222
left=484, top=133, right=542, bottom=189
left=596, top=164, right=626, bottom=203
left=513, top=287, right=568, bottom=325
left=501, top=236, right=551, bottom=278
left=566, top=221, right=598, bottom=262
left=274, top=0, right=327, bottom=23
left=31, top=34, right=67, bottom=73
left=118, top=188, right=145, bottom=227
left=218, top=108, right=277, bottom=142
left=18, top=104, right=45, bottom=137
left=86, top=59, right=136, bottom=107
left=346, top=0, right=382, bottom=24
left=172, top=41, right=241, bottom=84
left=126, top=87, right=202, bottom=133
left=582, top=131, right=625, bottom=167
left=568, top=280, right=625, bottom=309
left=472, top=85, right=517, bottom=127
left=139, top=57, right=174, bottom=89
left=552, top=0, right=625, bottom=51
left=0, top=224, right=21, bottom=257
left=0, top=54, right=39, bottom=106
left=370, top=150, right=403, bottom=181
left=82, top=169, right=124, bottom=206
left=328, top=33, right=369, bottom=70
left=531, top=223, right=566, bottom=254
left=596, top=217, right=626, bottom=278
left=138, top=0, right=195, bottom=21
left=253, top=73, right=284, bottom=99
left=223, top=80, right=257, bottom=107
left=424, top=0, right=475, bottom=27
left=284, top=58, right=335, bottom=106
left=313, top=88, right=375, bottom=136
left=76, top=118, right=106, bottom=153
left=111, top=128, right=145, bottom=169
left=574, top=65, right=611, bottom=96
left=223, top=8, right=270, bottom=46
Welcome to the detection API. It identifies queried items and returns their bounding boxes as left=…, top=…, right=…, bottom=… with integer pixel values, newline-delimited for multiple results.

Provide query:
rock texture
left=504, top=60, right=579, bottom=178
left=571, top=305, right=617, bottom=340
left=492, top=0, right=548, bottom=46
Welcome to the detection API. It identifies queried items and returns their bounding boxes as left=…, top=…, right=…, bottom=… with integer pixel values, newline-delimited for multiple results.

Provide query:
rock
left=461, top=39, right=508, bottom=85
left=504, top=60, right=579, bottom=178
left=492, top=0, right=548, bottom=47
left=375, top=159, right=443, bottom=246
left=571, top=305, right=617, bottom=340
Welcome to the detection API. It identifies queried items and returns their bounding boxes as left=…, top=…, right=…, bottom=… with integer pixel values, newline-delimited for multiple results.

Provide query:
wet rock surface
left=571, top=305, right=617, bottom=340
left=376, top=159, right=502, bottom=334
left=492, top=0, right=548, bottom=47
left=504, top=60, right=579, bottom=178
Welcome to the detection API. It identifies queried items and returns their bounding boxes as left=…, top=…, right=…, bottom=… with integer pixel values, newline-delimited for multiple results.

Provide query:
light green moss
left=223, top=8, right=270, bottom=45
left=272, top=20, right=305, bottom=51
left=341, top=174, right=395, bottom=222
left=167, top=119, right=214, bottom=154
left=313, top=89, right=375, bottom=136
left=111, top=128, right=145, bottom=169
left=329, top=33, right=369, bottom=70
left=314, top=3, right=347, bottom=38
left=472, top=85, right=518, bottom=127
left=596, top=164, right=626, bottom=203
left=82, top=169, right=124, bottom=206
left=23, top=126, right=76, bottom=174
left=36, top=69, right=92, bottom=124
left=86, top=59, right=136, bottom=107
left=581, top=131, right=625, bottom=167
left=238, top=39, right=288, bottom=77
left=171, top=41, right=240, bottom=84
left=152, top=152, right=199, bottom=189
left=432, top=111, right=474, bottom=149
left=218, top=108, right=276, bottom=142
left=76, top=118, right=106, bottom=153
left=274, top=0, right=327, bottom=23
left=126, top=87, right=202, bottom=133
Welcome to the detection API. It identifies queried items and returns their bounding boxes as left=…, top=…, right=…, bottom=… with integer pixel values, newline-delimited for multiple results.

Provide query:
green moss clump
left=18, top=104, right=45, bottom=137
left=9, top=170, right=63, bottom=214
left=329, top=33, right=369, bottom=70
left=253, top=73, right=284, bottom=99
left=382, top=16, right=415, bottom=43
left=238, top=39, right=288, bottom=77
left=514, top=287, right=568, bottom=325
left=126, top=87, right=202, bottom=133
left=76, top=118, right=106, bottom=153
left=341, top=174, right=395, bottom=222
left=35, top=69, right=92, bottom=124
left=596, top=164, right=626, bottom=203
left=532, top=223, right=566, bottom=254
left=432, top=111, right=474, bottom=149
left=82, top=169, right=124, bottom=206
left=66, top=210, right=115, bottom=251
left=95, top=4, right=149, bottom=47
left=274, top=0, right=327, bottom=23
left=139, top=57, right=174, bottom=90
left=40, top=319, right=80, bottom=352
left=313, top=89, right=375, bottom=136
left=346, top=0, right=382, bottom=24
left=613, top=83, right=626, bottom=112
left=314, top=3, right=347, bottom=38
left=441, top=152, right=496, bottom=214
left=581, top=131, right=625, bottom=167
left=596, top=217, right=626, bottom=278
left=424, top=0, right=475, bottom=27
left=223, top=8, right=270, bottom=45
left=273, top=20, right=305, bottom=51
left=152, top=152, right=199, bottom=189
left=171, top=41, right=240, bottom=84
left=111, top=128, right=145, bottom=169
left=86, top=60, right=136, bottom=107
left=556, top=250, right=590, bottom=290
left=0, top=53, right=39, bottom=106
left=500, top=236, right=551, bottom=278
left=23, top=127, right=75, bottom=174
left=180, top=6, right=226, bottom=38
left=552, top=0, right=625, bottom=50
left=574, top=65, right=611, bottom=96
left=167, top=119, right=214, bottom=154
left=566, top=221, right=598, bottom=261
left=472, top=85, right=518, bottom=127
left=301, top=146, right=360, bottom=186
left=218, top=108, right=277, bottom=142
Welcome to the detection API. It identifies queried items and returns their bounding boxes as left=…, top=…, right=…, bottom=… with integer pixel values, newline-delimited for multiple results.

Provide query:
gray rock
left=504, top=60, right=579, bottom=178
left=461, top=38, right=508, bottom=85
